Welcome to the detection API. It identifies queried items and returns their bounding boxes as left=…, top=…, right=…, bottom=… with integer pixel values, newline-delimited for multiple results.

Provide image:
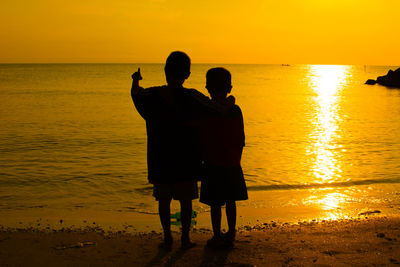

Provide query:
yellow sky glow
left=0, top=0, right=399, bottom=64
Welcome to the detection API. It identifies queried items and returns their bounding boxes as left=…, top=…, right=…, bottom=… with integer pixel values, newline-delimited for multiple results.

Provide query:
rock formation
left=366, top=68, right=400, bottom=88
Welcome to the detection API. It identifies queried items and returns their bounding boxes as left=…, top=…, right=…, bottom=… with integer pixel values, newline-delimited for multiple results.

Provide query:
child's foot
left=222, top=230, right=236, bottom=242
left=206, top=236, right=224, bottom=249
left=181, top=234, right=196, bottom=250
left=181, top=240, right=196, bottom=250
left=158, top=235, right=173, bottom=251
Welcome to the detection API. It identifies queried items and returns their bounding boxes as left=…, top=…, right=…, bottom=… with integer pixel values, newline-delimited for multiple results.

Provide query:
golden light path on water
left=306, top=65, right=351, bottom=220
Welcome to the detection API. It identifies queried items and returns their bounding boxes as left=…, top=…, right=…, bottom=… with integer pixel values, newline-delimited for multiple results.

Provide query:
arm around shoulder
left=189, top=89, right=235, bottom=114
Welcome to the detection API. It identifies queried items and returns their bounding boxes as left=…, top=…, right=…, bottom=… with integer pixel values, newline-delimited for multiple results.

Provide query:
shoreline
left=2, top=186, right=400, bottom=234
left=1, top=216, right=400, bottom=266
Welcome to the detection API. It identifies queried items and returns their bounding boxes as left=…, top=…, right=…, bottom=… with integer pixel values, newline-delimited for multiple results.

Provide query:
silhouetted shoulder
left=227, top=104, right=243, bottom=118
left=131, top=85, right=167, bottom=120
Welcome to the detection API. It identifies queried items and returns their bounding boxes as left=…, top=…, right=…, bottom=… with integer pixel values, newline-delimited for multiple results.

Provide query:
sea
left=1, top=64, right=399, bottom=230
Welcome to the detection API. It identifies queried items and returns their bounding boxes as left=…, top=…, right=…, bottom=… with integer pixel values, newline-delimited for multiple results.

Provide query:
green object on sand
left=171, top=210, right=197, bottom=226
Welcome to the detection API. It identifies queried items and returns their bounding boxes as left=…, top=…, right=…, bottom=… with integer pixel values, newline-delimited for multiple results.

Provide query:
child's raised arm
left=130, top=68, right=153, bottom=119
left=131, top=68, right=143, bottom=96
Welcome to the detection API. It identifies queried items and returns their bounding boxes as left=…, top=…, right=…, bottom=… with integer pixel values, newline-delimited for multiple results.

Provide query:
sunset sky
left=1, top=0, right=399, bottom=65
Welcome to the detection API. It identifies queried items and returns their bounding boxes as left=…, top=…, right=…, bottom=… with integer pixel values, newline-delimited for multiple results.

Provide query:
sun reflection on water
left=307, top=65, right=350, bottom=184
left=303, top=191, right=351, bottom=221
left=305, top=65, right=351, bottom=218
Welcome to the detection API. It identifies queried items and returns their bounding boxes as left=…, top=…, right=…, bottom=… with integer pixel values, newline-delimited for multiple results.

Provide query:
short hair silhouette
left=164, top=51, right=191, bottom=80
left=206, top=67, right=232, bottom=93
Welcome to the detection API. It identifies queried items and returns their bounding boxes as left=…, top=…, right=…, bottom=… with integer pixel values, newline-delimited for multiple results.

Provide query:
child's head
left=206, top=67, right=232, bottom=99
left=164, top=51, right=191, bottom=86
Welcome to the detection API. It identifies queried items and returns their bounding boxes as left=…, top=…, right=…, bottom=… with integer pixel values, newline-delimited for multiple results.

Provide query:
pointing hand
left=132, top=68, right=143, bottom=81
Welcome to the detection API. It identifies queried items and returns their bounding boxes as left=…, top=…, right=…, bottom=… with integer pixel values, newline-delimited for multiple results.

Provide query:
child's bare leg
left=225, top=201, right=236, bottom=240
left=158, top=197, right=173, bottom=248
left=211, top=205, right=222, bottom=237
left=206, top=204, right=224, bottom=248
left=179, top=199, right=195, bottom=249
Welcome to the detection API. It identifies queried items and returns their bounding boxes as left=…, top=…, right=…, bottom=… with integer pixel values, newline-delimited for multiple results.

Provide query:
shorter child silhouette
left=199, top=68, right=248, bottom=249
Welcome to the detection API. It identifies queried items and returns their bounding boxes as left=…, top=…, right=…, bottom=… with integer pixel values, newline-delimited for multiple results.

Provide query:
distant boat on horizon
left=281, top=64, right=290, bottom=66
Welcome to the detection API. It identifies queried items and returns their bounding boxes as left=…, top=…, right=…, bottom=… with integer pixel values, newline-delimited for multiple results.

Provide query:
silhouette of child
left=199, top=67, right=248, bottom=248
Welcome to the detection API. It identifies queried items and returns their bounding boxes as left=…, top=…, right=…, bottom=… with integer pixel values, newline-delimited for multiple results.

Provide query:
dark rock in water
left=365, top=79, right=377, bottom=85
left=369, top=67, right=400, bottom=88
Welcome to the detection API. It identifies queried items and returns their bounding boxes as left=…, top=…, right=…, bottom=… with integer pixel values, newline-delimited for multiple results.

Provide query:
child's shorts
left=153, top=180, right=199, bottom=201
left=200, top=165, right=248, bottom=206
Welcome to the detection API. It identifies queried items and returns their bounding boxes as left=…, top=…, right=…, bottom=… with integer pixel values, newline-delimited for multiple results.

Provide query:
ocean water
left=1, top=64, right=400, bottom=227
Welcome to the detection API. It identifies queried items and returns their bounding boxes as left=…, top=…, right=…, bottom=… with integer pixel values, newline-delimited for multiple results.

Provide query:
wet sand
left=1, top=216, right=400, bottom=266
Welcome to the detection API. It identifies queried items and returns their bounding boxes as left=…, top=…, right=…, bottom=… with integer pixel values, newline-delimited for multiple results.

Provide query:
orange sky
left=0, top=0, right=399, bottom=65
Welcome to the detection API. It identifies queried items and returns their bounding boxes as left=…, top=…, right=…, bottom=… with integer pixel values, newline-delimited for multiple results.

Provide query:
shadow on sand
left=145, top=245, right=238, bottom=267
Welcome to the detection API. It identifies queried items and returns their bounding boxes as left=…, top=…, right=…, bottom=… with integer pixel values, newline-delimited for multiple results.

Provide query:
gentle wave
left=247, top=178, right=400, bottom=191
left=133, top=177, right=400, bottom=195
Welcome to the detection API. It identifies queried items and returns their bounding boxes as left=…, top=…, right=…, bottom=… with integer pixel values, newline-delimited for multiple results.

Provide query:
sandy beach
left=1, top=216, right=400, bottom=266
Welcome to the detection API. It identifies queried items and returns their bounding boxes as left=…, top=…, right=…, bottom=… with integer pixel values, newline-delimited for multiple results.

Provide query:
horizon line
left=0, top=62, right=398, bottom=67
